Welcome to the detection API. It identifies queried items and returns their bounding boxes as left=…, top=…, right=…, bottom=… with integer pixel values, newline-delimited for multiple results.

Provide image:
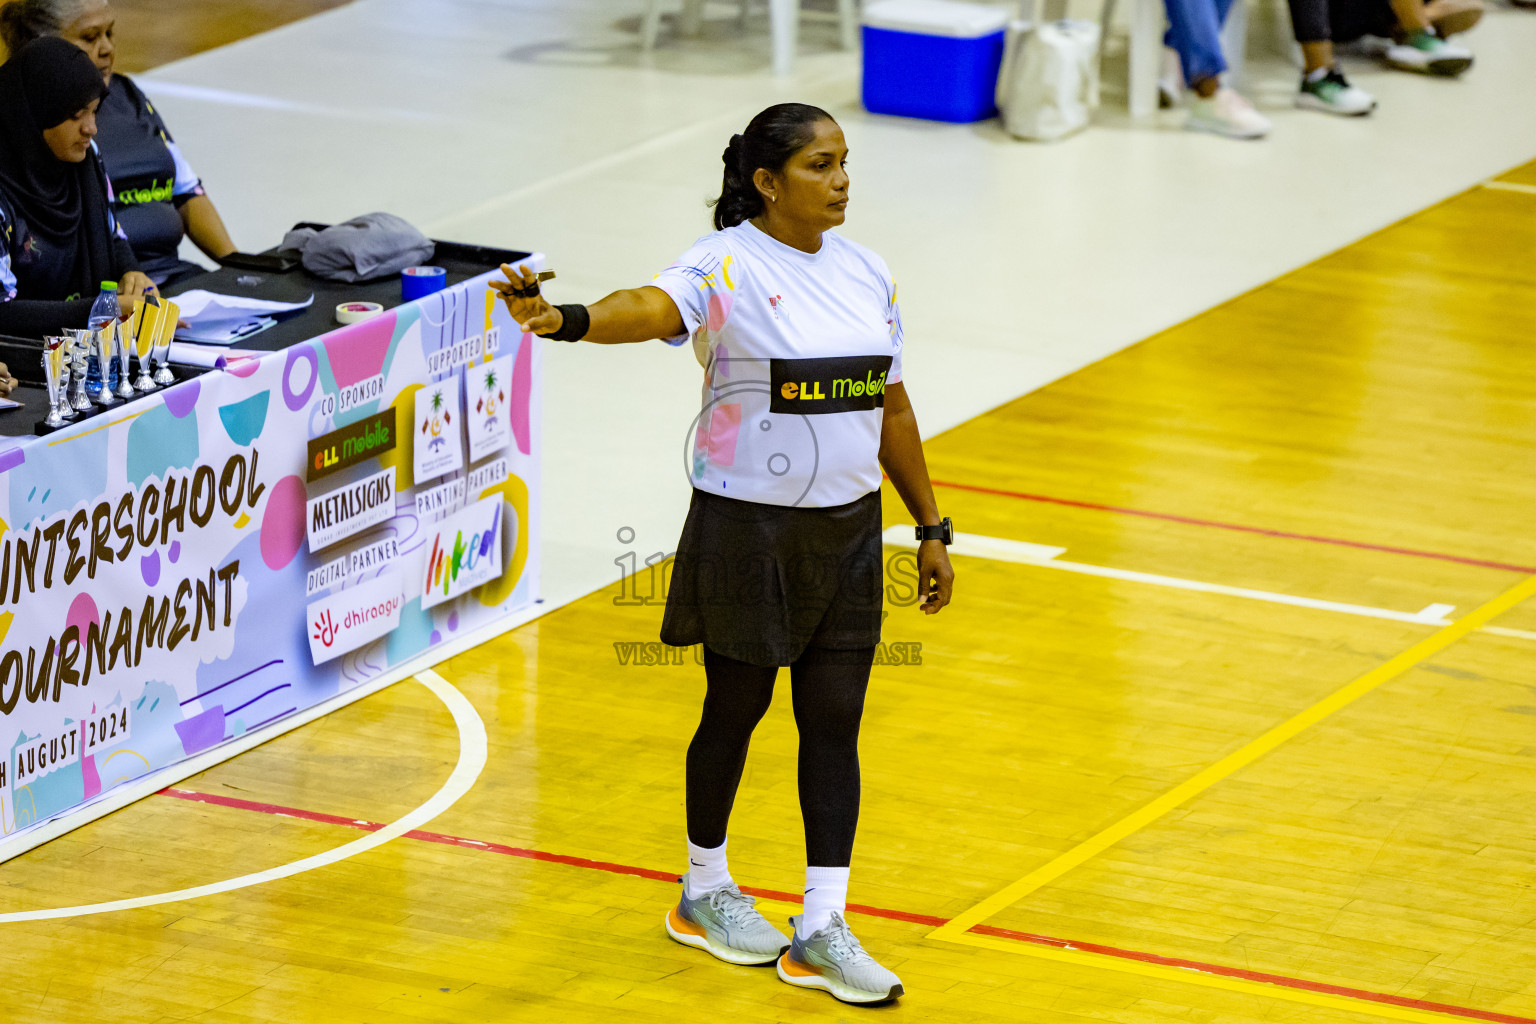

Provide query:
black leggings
left=686, top=644, right=875, bottom=867
left=1289, top=0, right=1399, bottom=44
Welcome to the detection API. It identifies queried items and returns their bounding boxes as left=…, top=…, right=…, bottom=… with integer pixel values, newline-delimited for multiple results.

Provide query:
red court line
left=971, top=924, right=1534, bottom=1024
left=161, top=786, right=1533, bottom=1024
left=925, top=478, right=1536, bottom=575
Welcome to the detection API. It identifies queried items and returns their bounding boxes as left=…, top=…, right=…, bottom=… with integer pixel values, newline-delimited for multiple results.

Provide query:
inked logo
left=422, top=497, right=504, bottom=610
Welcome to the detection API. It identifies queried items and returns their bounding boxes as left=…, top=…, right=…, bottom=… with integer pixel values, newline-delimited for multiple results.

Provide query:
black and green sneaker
left=1296, top=68, right=1376, bottom=116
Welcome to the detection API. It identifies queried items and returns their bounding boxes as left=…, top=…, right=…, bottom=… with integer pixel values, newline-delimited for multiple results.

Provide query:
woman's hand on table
left=492, top=263, right=561, bottom=336
left=0, top=362, right=15, bottom=397
left=118, top=271, right=158, bottom=317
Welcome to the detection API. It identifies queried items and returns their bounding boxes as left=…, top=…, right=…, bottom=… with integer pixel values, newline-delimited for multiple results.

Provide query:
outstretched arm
left=493, top=263, right=684, bottom=345
left=878, top=380, right=953, bottom=615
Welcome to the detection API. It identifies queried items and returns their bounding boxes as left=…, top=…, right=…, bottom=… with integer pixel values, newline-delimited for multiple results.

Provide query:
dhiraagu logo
left=422, top=497, right=505, bottom=610
left=305, top=572, right=404, bottom=665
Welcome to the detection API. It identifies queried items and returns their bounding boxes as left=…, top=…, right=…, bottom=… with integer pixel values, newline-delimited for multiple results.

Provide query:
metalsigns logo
left=422, top=497, right=504, bottom=610
left=306, top=466, right=396, bottom=552
left=306, top=572, right=404, bottom=665
left=306, top=409, right=396, bottom=483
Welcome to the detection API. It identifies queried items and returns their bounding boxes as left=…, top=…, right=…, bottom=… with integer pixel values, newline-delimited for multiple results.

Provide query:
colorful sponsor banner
left=422, top=497, right=503, bottom=611
left=0, top=268, right=543, bottom=849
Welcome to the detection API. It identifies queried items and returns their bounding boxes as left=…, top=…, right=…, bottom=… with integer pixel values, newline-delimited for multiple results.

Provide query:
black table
left=165, top=226, right=530, bottom=353
left=0, top=227, right=529, bottom=437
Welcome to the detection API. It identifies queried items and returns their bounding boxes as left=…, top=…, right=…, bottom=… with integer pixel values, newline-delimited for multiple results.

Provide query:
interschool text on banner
left=0, top=451, right=265, bottom=715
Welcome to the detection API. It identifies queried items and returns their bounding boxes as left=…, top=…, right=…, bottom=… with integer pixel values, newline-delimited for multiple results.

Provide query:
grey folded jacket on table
left=280, top=212, right=436, bottom=283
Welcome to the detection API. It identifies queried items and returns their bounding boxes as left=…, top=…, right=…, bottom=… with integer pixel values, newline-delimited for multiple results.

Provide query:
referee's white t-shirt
left=652, top=220, right=904, bottom=508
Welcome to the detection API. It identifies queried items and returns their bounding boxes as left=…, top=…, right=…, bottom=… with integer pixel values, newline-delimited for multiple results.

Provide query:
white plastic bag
left=997, top=17, right=1101, bottom=141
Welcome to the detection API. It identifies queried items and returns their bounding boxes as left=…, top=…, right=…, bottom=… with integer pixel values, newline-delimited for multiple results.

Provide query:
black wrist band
left=915, top=517, right=953, bottom=545
left=541, top=303, right=589, bottom=342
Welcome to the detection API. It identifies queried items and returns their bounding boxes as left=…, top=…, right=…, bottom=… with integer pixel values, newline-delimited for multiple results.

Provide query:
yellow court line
left=947, top=931, right=1478, bottom=1024
left=931, top=573, right=1536, bottom=941
left=1482, top=180, right=1536, bottom=196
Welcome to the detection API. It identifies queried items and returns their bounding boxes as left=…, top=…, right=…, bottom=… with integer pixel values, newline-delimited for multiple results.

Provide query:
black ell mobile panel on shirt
left=769, top=355, right=894, bottom=415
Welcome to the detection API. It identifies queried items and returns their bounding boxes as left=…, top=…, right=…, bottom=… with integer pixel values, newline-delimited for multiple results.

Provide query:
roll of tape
left=336, top=301, right=384, bottom=325
left=401, top=265, right=447, bottom=302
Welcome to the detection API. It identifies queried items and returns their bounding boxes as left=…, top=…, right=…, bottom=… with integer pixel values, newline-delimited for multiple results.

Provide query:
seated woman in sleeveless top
left=2, top=0, right=239, bottom=287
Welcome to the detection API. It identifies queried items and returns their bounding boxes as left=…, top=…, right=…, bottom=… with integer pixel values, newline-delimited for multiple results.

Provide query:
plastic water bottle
left=85, top=281, right=119, bottom=398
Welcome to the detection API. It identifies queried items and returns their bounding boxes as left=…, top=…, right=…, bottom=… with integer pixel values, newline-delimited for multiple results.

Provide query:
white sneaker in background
left=1384, top=30, right=1474, bottom=75
left=1185, top=88, right=1271, bottom=139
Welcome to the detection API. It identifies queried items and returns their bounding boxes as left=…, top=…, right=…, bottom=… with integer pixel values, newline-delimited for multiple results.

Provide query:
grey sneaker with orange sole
left=664, top=875, right=789, bottom=965
left=777, top=912, right=904, bottom=1004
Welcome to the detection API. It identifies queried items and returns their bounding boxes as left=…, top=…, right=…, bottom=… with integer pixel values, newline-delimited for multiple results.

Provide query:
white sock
left=799, top=866, right=850, bottom=937
left=685, top=838, right=732, bottom=898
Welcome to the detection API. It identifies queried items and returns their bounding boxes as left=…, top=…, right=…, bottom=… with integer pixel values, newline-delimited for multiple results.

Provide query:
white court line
left=136, top=78, right=452, bottom=125
left=0, top=669, right=485, bottom=923
left=883, top=528, right=1461, bottom=626
left=422, top=68, right=855, bottom=235
left=1484, top=624, right=1536, bottom=642
left=886, top=528, right=1536, bottom=642
left=1482, top=179, right=1536, bottom=196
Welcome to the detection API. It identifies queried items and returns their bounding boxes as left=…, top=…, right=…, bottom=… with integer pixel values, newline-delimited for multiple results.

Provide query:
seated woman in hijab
left=0, top=35, right=152, bottom=338
left=1, top=0, right=237, bottom=288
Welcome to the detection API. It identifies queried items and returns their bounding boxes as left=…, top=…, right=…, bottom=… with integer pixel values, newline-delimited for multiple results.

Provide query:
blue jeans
left=1164, top=0, right=1237, bottom=85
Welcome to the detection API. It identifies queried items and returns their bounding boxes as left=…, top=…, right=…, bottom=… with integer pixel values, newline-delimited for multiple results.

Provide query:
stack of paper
left=172, top=290, right=313, bottom=345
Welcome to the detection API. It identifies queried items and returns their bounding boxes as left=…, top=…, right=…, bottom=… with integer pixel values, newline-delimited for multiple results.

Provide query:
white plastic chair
left=641, top=0, right=859, bottom=76
left=1101, top=0, right=1249, bottom=117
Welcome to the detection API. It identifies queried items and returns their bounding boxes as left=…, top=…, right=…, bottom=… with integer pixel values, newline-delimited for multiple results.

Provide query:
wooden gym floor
left=2, top=145, right=1533, bottom=1021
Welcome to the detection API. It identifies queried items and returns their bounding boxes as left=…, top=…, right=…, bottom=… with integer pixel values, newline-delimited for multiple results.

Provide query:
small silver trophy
left=68, top=328, right=92, bottom=411
left=146, top=294, right=178, bottom=386
left=41, top=344, right=66, bottom=430
left=93, top=323, right=117, bottom=406
left=113, top=324, right=136, bottom=400
left=152, top=338, right=175, bottom=386
left=132, top=327, right=157, bottom=392
left=53, top=338, right=77, bottom=421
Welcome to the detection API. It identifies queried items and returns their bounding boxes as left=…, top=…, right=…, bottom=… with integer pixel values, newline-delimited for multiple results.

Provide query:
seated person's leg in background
left=1330, top=0, right=1475, bottom=74
left=1423, top=0, right=1483, bottom=36
left=1164, top=0, right=1271, bottom=138
left=1286, top=0, right=1376, bottom=115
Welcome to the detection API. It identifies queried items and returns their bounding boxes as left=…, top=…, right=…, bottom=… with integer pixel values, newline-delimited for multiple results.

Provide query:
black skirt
left=660, top=487, right=884, bottom=667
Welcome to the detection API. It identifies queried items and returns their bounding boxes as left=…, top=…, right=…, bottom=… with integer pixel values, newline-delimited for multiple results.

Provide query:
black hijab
left=0, top=36, right=112, bottom=297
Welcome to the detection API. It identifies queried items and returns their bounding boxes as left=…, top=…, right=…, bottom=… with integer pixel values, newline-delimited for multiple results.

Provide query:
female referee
left=494, top=102, right=954, bottom=1006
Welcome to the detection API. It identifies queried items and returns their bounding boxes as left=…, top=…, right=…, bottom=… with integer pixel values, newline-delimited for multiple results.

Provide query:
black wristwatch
left=915, top=517, right=953, bottom=545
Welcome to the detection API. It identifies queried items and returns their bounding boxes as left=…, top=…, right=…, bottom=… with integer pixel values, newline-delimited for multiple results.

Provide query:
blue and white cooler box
left=862, top=0, right=1013, bottom=123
